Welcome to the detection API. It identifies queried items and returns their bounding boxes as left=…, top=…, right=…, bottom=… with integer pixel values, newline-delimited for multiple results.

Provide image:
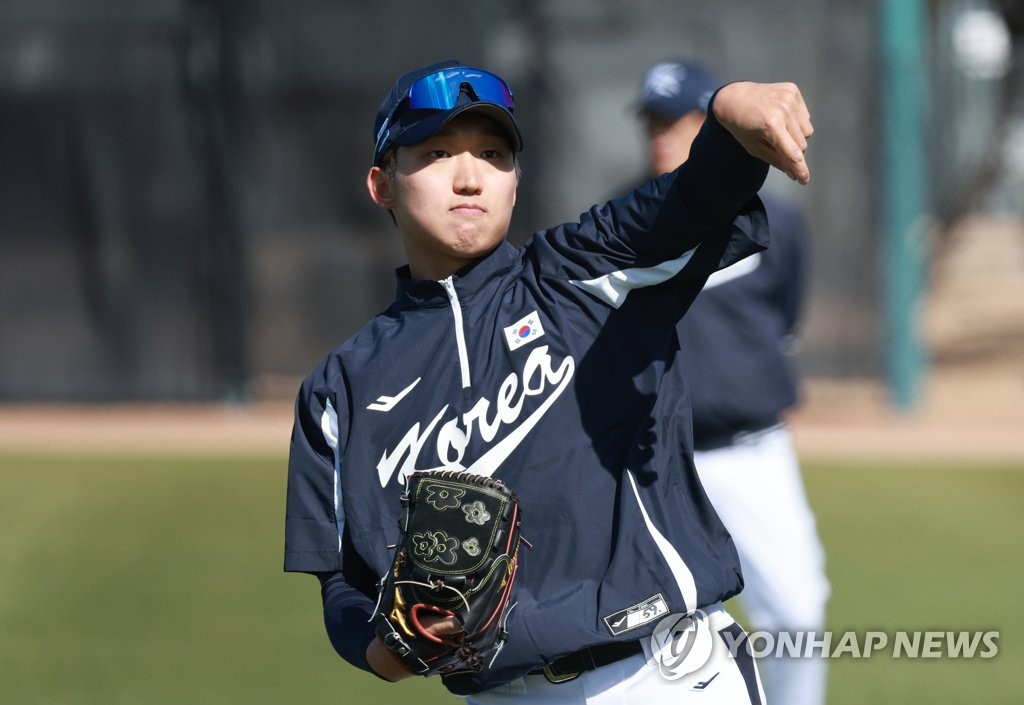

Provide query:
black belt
left=529, top=641, right=644, bottom=684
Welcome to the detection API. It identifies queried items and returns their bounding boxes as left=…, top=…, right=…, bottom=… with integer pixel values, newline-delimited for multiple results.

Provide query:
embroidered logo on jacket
left=367, top=377, right=422, bottom=412
left=502, top=311, right=545, bottom=350
left=604, top=593, right=670, bottom=636
left=376, top=345, right=575, bottom=487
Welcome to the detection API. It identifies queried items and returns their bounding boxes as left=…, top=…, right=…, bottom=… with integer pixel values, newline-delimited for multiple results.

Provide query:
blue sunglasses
left=373, top=66, right=519, bottom=164
left=406, top=67, right=515, bottom=111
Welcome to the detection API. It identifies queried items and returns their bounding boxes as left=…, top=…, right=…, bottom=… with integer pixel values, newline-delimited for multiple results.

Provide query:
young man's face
left=368, top=111, right=518, bottom=280
left=644, top=110, right=706, bottom=177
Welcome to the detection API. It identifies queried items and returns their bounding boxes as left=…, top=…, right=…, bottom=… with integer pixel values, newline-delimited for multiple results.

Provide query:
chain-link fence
left=0, top=0, right=1020, bottom=401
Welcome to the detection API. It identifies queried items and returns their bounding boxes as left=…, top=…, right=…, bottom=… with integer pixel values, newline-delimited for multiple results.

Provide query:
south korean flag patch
left=503, top=310, right=545, bottom=351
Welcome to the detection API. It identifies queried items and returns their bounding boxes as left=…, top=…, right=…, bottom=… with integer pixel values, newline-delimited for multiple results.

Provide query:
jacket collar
left=394, top=241, right=518, bottom=308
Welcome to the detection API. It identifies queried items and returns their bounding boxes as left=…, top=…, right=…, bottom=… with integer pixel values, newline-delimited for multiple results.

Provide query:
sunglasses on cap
left=373, top=64, right=522, bottom=166
left=405, top=67, right=515, bottom=111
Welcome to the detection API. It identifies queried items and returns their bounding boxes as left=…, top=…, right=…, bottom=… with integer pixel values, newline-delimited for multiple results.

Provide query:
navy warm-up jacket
left=284, top=102, right=770, bottom=692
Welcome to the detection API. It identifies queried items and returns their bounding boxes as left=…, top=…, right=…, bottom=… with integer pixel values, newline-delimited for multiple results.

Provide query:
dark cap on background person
left=372, top=59, right=524, bottom=166
left=637, top=59, right=718, bottom=120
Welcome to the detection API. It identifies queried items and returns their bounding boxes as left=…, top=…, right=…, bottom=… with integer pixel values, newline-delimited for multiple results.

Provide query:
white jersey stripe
left=569, top=246, right=699, bottom=308
left=703, top=251, right=761, bottom=289
left=626, top=469, right=698, bottom=612
left=321, top=399, right=344, bottom=551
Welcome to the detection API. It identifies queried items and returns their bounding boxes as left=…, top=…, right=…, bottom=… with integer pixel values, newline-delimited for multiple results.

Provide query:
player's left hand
left=712, top=81, right=813, bottom=185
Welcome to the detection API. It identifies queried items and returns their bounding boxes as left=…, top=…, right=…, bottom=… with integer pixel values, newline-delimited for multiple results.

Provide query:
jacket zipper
left=439, top=276, right=471, bottom=389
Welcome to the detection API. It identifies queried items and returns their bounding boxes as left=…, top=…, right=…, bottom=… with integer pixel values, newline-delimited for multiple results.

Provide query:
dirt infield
left=793, top=376, right=1024, bottom=463
left=0, top=370, right=1021, bottom=463
left=0, top=402, right=294, bottom=457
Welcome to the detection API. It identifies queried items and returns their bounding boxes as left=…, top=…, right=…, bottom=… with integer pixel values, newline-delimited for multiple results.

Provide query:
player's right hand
left=712, top=81, right=814, bottom=185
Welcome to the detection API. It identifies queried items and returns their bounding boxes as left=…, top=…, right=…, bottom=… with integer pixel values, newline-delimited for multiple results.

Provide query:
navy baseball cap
left=372, top=59, right=524, bottom=166
left=637, top=59, right=718, bottom=120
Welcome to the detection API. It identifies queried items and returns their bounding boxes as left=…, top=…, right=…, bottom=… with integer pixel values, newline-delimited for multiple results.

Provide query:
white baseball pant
left=466, top=603, right=766, bottom=704
left=694, top=425, right=830, bottom=705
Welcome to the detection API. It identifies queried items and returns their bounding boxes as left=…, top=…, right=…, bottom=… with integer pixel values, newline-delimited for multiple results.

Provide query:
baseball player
left=284, top=58, right=814, bottom=703
left=636, top=59, right=830, bottom=705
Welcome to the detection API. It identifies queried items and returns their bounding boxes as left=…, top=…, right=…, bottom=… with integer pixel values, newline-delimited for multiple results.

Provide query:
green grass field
left=1, top=453, right=1020, bottom=704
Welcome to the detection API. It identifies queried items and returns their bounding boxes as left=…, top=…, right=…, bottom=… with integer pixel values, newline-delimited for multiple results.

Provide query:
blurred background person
left=635, top=58, right=831, bottom=705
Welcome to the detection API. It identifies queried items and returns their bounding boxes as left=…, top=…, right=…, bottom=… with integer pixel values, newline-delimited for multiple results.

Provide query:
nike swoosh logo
left=367, top=377, right=422, bottom=412
left=693, top=672, right=720, bottom=690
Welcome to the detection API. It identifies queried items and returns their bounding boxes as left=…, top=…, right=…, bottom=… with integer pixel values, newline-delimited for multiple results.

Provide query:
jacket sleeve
left=286, top=359, right=389, bottom=675
left=526, top=87, right=769, bottom=323
left=319, top=571, right=378, bottom=674
left=675, top=88, right=771, bottom=234
left=284, top=362, right=346, bottom=573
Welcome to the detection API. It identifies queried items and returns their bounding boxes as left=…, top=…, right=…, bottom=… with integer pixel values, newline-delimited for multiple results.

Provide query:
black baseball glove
left=373, top=470, right=523, bottom=687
